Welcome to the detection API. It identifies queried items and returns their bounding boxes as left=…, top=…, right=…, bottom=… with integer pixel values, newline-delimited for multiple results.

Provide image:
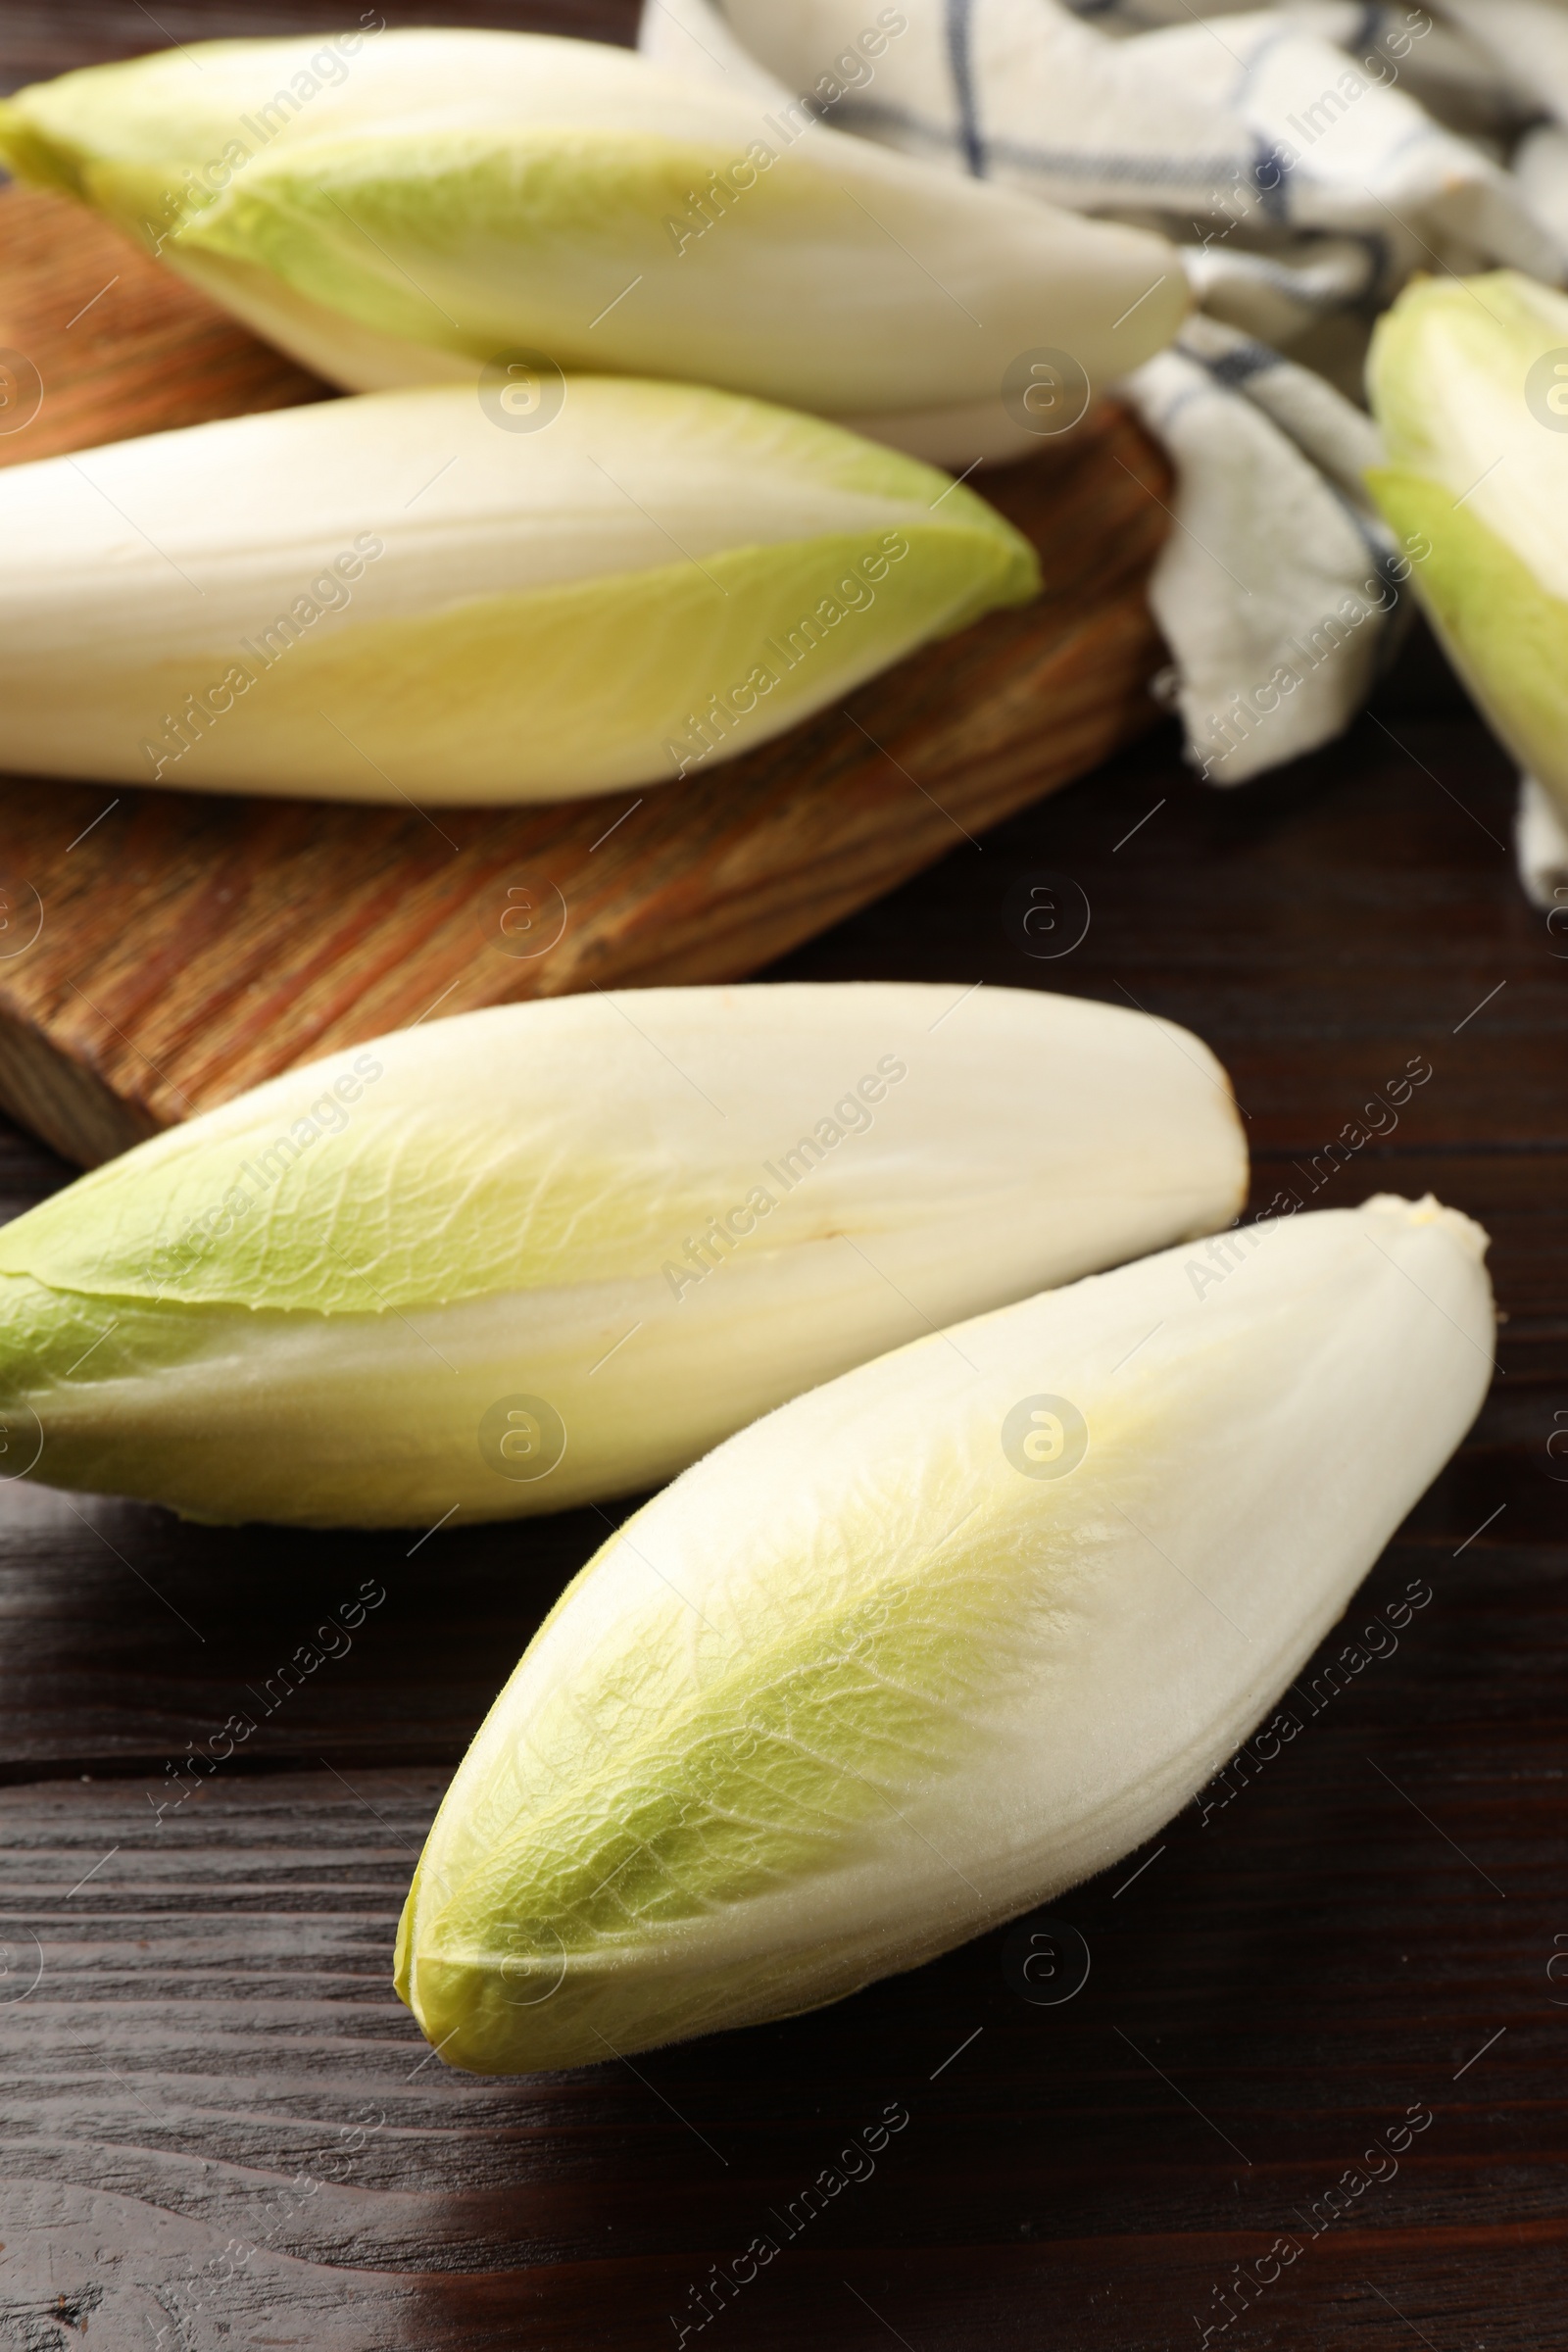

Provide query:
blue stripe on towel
left=945, top=0, right=987, bottom=178
left=1192, top=338, right=1284, bottom=390
left=1179, top=336, right=1400, bottom=591
left=829, top=98, right=1250, bottom=199
left=1251, top=134, right=1294, bottom=223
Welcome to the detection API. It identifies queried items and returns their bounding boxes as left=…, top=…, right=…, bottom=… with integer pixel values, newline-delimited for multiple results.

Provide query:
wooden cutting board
left=0, top=179, right=1172, bottom=1166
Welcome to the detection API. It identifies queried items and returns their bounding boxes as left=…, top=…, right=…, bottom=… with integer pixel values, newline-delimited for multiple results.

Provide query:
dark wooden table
left=4, top=9, right=1566, bottom=2351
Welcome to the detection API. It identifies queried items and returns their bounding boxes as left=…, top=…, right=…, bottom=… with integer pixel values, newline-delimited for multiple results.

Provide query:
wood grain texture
left=0, top=665, right=1564, bottom=2349
left=0, top=172, right=1172, bottom=1166
left=0, top=173, right=328, bottom=456
left=0, top=1683, right=1561, bottom=2352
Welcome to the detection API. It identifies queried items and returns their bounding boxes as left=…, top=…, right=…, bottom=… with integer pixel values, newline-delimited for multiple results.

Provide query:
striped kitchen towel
left=644, top=0, right=1568, bottom=870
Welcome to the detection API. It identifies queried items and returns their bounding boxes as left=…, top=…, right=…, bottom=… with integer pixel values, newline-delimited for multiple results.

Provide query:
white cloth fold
left=1516, top=123, right=1568, bottom=267
left=641, top=0, right=1568, bottom=889
left=1119, top=315, right=1398, bottom=784
left=1436, top=0, right=1568, bottom=126
left=644, top=2, right=1560, bottom=311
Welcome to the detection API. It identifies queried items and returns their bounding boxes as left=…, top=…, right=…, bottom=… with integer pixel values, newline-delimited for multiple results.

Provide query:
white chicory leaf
left=0, top=982, right=1247, bottom=1529
left=1367, top=270, right=1568, bottom=831
left=396, top=1194, right=1493, bottom=2071
left=0, top=377, right=1037, bottom=801
left=0, top=27, right=1190, bottom=464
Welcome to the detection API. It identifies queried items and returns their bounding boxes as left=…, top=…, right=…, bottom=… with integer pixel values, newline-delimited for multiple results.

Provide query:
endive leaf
left=396, top=1195, right=1493, bottom=2069
left=0, top=984, right=1247, bottom=1529
left=0, top=377, right=1037, bottom=801
left=1367, top=270, right=1568, bottom=824
left=0, top=29, right=1189, bottom=458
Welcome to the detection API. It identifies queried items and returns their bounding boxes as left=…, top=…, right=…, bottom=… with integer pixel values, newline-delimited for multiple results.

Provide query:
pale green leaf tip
left=1366, top=269, right=1568, bottom=812
left=0, top=94, right=82, bottom=198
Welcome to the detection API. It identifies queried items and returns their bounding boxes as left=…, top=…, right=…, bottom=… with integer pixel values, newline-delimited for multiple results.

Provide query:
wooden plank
left=0, top=178, right=1171, bottom=1164
left=0, top=1494, right=1561, bottom=2352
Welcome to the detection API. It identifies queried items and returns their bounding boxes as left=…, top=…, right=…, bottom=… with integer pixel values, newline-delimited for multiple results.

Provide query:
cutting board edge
left=0, top=1001, right=161, bottom=1165
left=3, top=677, right=1165, bottom=1169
